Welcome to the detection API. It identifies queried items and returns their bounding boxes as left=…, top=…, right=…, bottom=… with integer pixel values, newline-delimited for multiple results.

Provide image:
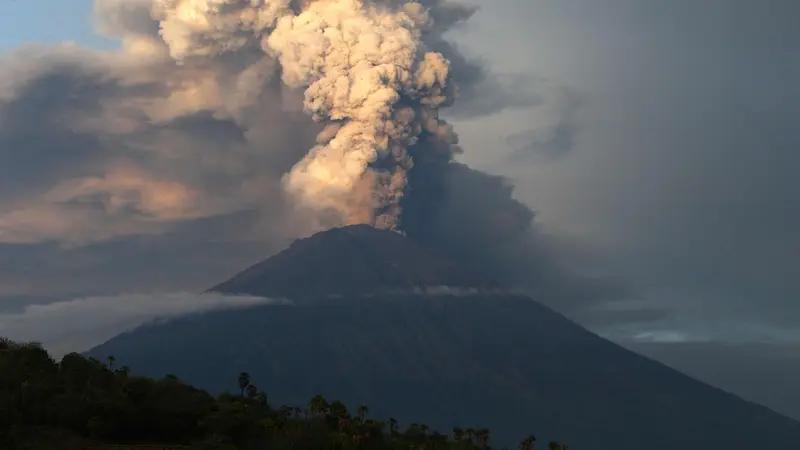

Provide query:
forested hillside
left=1, top=338, right=554, bottom=450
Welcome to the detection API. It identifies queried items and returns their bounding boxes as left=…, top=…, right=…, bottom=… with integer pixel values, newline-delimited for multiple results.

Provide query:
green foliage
left=0, top=337, right=560, bottom=449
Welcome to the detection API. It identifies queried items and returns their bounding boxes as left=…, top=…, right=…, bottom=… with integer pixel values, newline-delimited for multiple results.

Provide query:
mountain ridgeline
left=87, top=225, right=800, bottom=450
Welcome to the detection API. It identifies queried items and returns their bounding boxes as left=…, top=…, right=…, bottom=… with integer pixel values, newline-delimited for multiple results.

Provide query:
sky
left=0, top=0, right=799, bottom=420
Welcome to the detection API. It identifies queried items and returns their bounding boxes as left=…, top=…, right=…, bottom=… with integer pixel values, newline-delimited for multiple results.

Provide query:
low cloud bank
left=601, top=318, right=800, bottom=345
left=0, top=292, right=287, bottom=358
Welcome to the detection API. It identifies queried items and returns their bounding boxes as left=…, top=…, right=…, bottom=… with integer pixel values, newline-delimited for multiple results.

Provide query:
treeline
left=0, top=338, right=567, bottom=449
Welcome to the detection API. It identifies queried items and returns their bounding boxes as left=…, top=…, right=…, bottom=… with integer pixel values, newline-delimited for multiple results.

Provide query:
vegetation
left=1, top=338, right=567, bottom=450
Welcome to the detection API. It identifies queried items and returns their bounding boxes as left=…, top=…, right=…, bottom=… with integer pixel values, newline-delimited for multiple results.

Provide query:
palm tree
left=237, top=372, right=250, bottom=397
left=246, top=384, right=259, bottom=399
left=356, top=404, right=369, bottom=422
left=389, top=418, right=398, bottom=436
left=419, top=423, right=429, bottom=436
left=519, top=434, right=537, bottom=450
left=255, top=391, right=268, bottom=409
left=475, top=428, right=490, bottom=448
left=308, top=394, right=329, bottom=417
left=329, top=400, right=349, bottom=420
left=465, top=428, right=476, bottom=444
left=106, top=355, right=116, bottom=371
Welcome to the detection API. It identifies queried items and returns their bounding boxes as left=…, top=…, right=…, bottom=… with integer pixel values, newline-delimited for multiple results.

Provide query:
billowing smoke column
left=153, top=0, right=458, bottom=230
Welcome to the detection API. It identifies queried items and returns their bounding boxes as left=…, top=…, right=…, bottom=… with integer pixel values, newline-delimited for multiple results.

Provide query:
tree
left=519, top=434, right=537, bottom=450
left=246, top=384, right=259, bottom=399
left=329, top=401, right=349, bottom=420
left=475, top=428, right=490, bottom=449
left=465, top=428, right=476, bottom=444
left=255, top=392, right=269, bottom=409
left=356, top=404, right=369, bottom=422
left=237, top=372, right=250, bottom=397
left=1, top=336, right=568, bottom=450
left=308, top=394, right=329, bottom=417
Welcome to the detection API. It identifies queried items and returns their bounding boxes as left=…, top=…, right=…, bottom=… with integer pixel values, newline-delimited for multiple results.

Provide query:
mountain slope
left=87, top=227, right=800, bottom=450
left=87, top=296, right=800, bottom=450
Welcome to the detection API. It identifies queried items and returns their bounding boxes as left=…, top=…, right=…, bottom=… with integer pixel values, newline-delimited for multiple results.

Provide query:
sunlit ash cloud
left=0, top=0, right=620, bottom=328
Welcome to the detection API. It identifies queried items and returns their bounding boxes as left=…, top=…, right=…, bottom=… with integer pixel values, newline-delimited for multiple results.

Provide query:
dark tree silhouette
left=237, top=371, right=250, bottom=397
left=0, top=337, right=564, bottom=450
left=519, top=434, right=537, bottom=450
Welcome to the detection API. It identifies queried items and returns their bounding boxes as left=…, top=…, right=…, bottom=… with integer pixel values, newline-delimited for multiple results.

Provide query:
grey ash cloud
left=0, top=0, right=606, bottom=322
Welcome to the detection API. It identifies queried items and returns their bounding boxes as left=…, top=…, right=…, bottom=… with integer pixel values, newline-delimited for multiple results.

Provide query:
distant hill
left=87, top=226, right=800, bottom=450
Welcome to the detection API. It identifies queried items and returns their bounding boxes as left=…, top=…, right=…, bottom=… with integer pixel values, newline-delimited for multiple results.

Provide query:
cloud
left=0, top=0, right=625, bottom=324
left=605, top=317, right=800, bottom=346
left=0, top=167, right=203, bottom=245
left=418, top=0, right=542, bottom=119
left=0, top=292, right=288, bottom=358
left=505, top=85, right=583, bottom=163
left=0, top=43, right=315, bottom=246
left=0, top=210, right=297, bottom=299
left=0, top=0, right=666, bottom=345
left=0, top=0, right=549, bottom=248
left=469, top=0, right=800, bottom=333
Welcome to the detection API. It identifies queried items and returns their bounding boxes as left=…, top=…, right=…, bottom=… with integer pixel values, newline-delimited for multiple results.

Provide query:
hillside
left=2, top=338, right=545, bottom=449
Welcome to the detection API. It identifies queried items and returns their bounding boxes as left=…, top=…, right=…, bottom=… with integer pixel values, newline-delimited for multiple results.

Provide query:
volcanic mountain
left=87, top=226, right=800, bottom=450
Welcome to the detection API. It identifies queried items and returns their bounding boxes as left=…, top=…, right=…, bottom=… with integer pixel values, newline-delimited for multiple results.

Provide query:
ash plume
left=2, top=0, right=620, bottom=320
left=151, top=0, right=460, bottom=230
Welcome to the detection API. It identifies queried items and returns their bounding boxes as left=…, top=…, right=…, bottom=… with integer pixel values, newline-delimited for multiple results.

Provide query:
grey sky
left=449, top=0, right=800, bottom=418
left=0, top=0, right=798, bottom=420
left=452, top=0, right=800, bottom=330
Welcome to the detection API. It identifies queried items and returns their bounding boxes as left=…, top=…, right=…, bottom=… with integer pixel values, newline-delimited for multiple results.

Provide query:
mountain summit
left=210, top=224, right=498, bottom=299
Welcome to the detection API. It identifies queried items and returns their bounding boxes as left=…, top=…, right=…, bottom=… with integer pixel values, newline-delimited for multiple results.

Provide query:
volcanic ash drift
left=154, top=0, right=460, bottom=230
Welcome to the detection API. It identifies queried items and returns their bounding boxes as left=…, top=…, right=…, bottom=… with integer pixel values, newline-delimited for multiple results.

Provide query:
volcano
left=86, top=226, right=800, bottom=450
